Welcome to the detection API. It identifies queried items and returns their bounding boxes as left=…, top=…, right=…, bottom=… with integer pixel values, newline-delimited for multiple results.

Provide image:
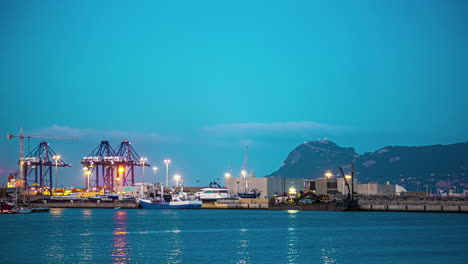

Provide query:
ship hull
left=139, top=199, right=202, bottom=209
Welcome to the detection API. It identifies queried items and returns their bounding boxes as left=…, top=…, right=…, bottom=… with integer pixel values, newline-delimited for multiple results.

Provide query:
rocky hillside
left=267, top=139, right=468, bottom=192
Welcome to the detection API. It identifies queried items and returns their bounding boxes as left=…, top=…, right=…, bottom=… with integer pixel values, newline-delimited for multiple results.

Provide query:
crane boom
left=7, top=128, right=79, bottom=159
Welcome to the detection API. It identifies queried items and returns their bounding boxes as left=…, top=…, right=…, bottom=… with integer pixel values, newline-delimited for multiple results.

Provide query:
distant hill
left=267, top=139, right=468, bottom=192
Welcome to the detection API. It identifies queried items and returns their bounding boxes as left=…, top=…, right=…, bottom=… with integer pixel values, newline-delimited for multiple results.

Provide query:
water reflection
left=167, top=229, right=183, bottom=264
left=50, top=208, right=64, bottom=217
left=236, top=227, right=250, bottom=264
left=286, top=210, right=299, bottom=263
left=78, top=209, right=94, bottom=262
left=320, top=237, right=338, bottom=263
left=112, top=210, right=130, bottom=264
left=82, top=209, right=92, bottom=219
left=321, top=247, right=337, bottom=263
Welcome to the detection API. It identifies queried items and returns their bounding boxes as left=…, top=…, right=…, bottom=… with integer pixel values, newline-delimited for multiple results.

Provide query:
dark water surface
left=1, top=209, right=467, bottom=263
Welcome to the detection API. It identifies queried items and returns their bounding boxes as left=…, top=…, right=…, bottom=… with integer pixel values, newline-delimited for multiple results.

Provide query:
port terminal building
left=226, top=176, right=406, bottom=198
left=303, top=178, right=406, bottom=196
left=226, top=176, right=304, bottom=198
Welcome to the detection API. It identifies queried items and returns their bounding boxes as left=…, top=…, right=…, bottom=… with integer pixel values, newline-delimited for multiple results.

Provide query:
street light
left=140, top=157, right=147, bottom=183
left=84, top=170, right=91, bottom=191
left=53, top=155, right=60, bottom=194
left=164, top=160, right=171, bottom=187
left=325, top=172, right=333, bottom=179
left=289, top=186, right=297, bottom=195
left=117, top=167, right=125, bottom=188
left=174, top=174, right=181, bottom=188
left=153, top=167, right=158, bottom=183
left=224, top=172, right=231, bottom=189
left=241, top=170, right=247, bottom=177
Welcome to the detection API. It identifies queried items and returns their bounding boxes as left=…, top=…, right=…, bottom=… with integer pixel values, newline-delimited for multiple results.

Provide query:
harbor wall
left=32, top=202, right=139, bottom=209
left=203, top=198, right=270, bottom=209
left=359, top=204, right=468, bottom=213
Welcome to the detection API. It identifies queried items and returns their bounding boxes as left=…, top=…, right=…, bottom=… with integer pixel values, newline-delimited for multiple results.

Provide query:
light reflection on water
left=82, top=209, right=92, bottom=219
left=236, top=226, right=250, bottom=264
left=2, top=209, right=467, bottom=264
left=286, top=210, right=299, bottom=264
left=167, top=228, right=183, bottom=264
left=50, top=208, right=64, bottom=217
left=78, top=209, right=94, bottom=263
left=112, top=210, right=130, bottom=264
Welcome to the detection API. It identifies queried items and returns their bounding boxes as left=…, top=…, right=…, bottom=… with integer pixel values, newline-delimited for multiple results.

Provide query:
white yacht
left=195, top=187, right=230, bottom=201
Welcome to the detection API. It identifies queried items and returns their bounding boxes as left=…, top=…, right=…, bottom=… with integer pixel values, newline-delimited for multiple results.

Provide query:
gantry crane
left=81, top=140, right=149, bottom=192
left=21, top=141, right=71, bottom=193
left=7, top=128, right=77, bottom=193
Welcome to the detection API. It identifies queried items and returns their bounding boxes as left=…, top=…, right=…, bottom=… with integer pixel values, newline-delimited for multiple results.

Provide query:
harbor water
left=1, top=209, right=467, bottom=263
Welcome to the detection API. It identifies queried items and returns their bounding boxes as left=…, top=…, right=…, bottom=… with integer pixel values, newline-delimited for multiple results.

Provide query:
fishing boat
left=139, top=198, right=202, bottom=209
left=139, top=184, right=202, bottom=209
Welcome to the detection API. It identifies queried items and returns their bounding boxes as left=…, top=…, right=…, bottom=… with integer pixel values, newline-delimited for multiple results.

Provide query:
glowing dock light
left=325, top=172, right=333, bottom=179
left=174, top=174, right=181, bottom=188
left=289, top=186, right=297, bottom=195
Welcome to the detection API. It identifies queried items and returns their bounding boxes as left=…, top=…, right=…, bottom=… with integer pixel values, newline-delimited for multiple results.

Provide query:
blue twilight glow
left=1, top=0, right=467, bottom=186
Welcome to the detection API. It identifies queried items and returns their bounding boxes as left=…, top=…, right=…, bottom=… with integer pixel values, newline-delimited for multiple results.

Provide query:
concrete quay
left=34, top=201, right=139, bottom=209
left=359, top=204, right=468, bottom=213
left=202, top=198, right=270, bottom=209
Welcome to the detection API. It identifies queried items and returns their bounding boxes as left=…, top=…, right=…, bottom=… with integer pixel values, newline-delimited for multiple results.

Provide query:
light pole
left=174, top=174, right=181, bottom=189
left=224, top=172, right=231, bottom=188
left=83, top=167, right=90, bottom=191
left=85, top=170, right=91, bottom=191
left=140, top=157, right=147, bottom=183
left=153, top=167, right=158, bottom=183
left=164, top=160, right=171, bottom=187
left=53, top=155, right=60, bottom=194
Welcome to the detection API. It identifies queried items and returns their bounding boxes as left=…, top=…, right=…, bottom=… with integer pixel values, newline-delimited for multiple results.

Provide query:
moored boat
left=139, top=199, right=202, bottom=209
left=238, top=189, right=261, bottom=198
left=13, top=207, right=32, bottom=214
left=31, top=208, right=50, bottom=213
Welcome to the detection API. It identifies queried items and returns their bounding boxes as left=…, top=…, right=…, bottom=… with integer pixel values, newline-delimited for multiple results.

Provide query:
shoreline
left=22, top=200, right=468, bottom=213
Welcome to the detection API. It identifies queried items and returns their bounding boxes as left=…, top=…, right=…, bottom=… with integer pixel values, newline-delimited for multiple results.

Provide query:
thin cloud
left=31, top=125, right=182, bottom=144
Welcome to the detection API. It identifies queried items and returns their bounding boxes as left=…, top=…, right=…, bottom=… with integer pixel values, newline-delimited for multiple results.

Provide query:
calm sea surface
left=0, top=209, right=467, bottom=264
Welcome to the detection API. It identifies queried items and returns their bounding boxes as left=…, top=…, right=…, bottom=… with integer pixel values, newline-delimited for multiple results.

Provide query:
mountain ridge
left=267, top=139, right=468, bottom=192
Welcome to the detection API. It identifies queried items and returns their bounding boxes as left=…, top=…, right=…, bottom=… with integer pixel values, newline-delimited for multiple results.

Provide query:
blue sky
left=1, top=0, right=467, bottom=187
